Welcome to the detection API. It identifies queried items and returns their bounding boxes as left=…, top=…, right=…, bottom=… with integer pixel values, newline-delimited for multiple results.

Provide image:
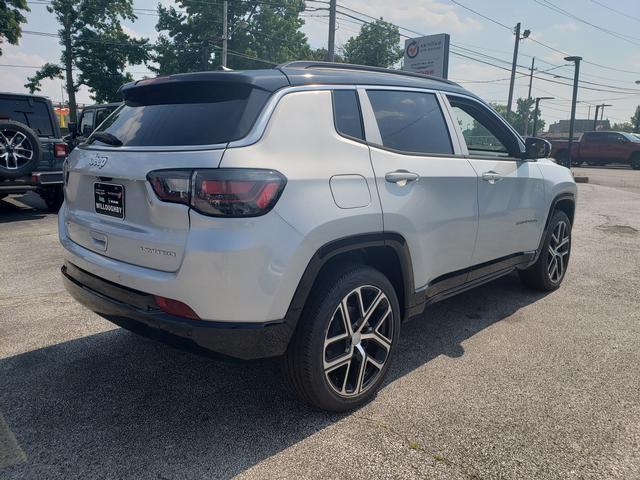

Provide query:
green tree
left=0, top=0, right=29, bottom=55
left=492, top=98, right=545, bottom=135
left=25, top=0, right=149, bottom=121
left=341, top=18, right=402, bottom=68
left=153, top=0, right=313, bottom=74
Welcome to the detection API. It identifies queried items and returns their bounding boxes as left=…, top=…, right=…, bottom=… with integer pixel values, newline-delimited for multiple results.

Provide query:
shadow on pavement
left=0, top=274, right=547, bottom=479
left=0, top=193, right=48, bottom=223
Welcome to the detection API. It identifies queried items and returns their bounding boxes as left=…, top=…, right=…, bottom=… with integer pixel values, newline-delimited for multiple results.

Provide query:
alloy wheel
left=323, top=285, right=394, bottom=397
left=0, top=128, right=34, bottom=170
left=547, top=220, right=570, bottom=283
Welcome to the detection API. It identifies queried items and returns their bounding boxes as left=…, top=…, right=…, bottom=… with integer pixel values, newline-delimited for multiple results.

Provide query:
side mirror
left=617, top=137, right=627, bottom=144
left=67, top=122, right=77, bottom=135
left=524, top=137, right=551, bottom=160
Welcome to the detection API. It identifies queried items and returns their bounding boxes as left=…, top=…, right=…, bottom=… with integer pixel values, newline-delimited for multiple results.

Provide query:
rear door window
left=90, top=82, right=270, bottom=147
left=366, top=90, right=453, bottom=155
left=332, top=90, right=364, bottom=141
left=0, top=98, right=55, bottom=137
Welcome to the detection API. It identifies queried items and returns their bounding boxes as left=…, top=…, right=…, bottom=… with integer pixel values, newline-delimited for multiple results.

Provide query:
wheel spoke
left=324, top=353, right=352, bottom=372
left=339, top=300, right=355, bottom=336
left=354, top=344, right=367, bottom=394
left=358, top=291, right=384, bottom=333
left=362, top=330, right=392, bottom=352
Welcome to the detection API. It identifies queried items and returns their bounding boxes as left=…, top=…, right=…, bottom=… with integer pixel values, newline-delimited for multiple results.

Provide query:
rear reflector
left=146, top=168, right=286, bottom=217
left=54, top=143, right=68, bottom=158
left=154, top=296, right=200, bottom=319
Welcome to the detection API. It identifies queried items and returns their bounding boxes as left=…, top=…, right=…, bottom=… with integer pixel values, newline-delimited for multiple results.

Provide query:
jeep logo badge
left=89, top=154, right=108, bottom=169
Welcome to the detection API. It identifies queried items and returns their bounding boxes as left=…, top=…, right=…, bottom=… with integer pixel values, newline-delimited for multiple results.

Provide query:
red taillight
left=146, top=169, right=286, bottom=217
left=147, top=170, right=192, bottom=205
left=54, top=143, right=68, bottom=158
left=154, top=296, right=200, bottom=319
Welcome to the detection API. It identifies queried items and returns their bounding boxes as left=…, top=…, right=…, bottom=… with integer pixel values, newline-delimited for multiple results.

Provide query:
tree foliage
left=341, top=19, right=402, bottom=68
left=153, top=0, right=313, bottom=74
left=492, top=98, right=546, bottom=135
left=0, top=0, right=29, bottom=55
left=25, top=0, right=150, bottom=117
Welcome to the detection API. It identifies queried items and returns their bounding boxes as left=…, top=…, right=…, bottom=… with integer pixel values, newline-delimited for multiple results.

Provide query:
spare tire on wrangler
left=0, top=120, right=42, bottom=179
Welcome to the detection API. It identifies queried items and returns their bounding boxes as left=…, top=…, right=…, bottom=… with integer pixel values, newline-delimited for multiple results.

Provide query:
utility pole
left=593, top=104, right=601, bottom=131
left=326, top=0, right=337, bottom=62
left=635, top=106, right=640, bottom=133
left=524, top=57, right=536, bottom=135
left=527, top=57, right=535, bottom=99
left=565, top=56, right=582, bottom=169
left=506, top=23, right=521, bottom=121
left=532, top=96, right=553, bottom=137
left=222, top=0, right=228, bottom=68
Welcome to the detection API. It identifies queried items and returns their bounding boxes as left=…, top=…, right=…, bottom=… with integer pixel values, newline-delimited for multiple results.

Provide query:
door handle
left=385, top=170, right=420, bottom=186
left=481, top=171, right=503, bottom=184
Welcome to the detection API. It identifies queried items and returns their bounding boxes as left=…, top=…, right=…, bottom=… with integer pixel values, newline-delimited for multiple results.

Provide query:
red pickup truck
left=550, top=131, right=640, bottom=170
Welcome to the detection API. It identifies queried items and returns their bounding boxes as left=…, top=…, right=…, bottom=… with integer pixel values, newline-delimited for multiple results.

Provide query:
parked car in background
left=65, top=102, right=120, bottom=151
left=59, top=63, right=576, bottom=411
left=550, top=131, right=640, bottom=169
left=0, top=92, right=68, bottom=211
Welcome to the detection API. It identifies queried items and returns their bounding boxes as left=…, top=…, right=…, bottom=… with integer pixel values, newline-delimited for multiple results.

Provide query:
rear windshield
left=0, top=98, right=55, bottom=137
left=89, top=82, right=270, bottom=147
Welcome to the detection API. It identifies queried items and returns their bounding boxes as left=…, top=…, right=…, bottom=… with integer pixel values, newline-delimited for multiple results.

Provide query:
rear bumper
left=62, top=261, right=293, bottom=360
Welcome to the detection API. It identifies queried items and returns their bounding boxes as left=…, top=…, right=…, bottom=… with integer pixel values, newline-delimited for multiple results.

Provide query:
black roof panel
left=277, top=61, right=473, bottom=97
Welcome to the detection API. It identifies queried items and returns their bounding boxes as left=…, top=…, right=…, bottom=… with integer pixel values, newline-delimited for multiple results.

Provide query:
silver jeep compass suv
left=60, top=62, right=576, bottom=411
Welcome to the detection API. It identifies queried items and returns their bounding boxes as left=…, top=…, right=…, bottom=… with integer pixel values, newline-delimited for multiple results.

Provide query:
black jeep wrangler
left=0, top=92, right=68, bottom=211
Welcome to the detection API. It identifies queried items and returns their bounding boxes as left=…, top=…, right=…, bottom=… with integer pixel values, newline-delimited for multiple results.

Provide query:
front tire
left=631, top=153, right=640, bottom=170
left=519, top=210, right=572, bottom=291
left=283, top=265, right=400, bottom=412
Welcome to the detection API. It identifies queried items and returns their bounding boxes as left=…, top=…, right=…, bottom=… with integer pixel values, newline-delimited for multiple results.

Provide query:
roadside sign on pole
left=402, top=34, right=450, bottom=79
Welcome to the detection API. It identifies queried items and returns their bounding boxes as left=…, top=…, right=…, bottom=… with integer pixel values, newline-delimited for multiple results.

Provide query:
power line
left=532, top=0, right=640, bottom=46
left=588, top=0, right=640, bottom=24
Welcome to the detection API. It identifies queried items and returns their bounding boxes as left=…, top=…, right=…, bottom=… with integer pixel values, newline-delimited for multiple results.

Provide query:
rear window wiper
left=91, top=132, right=123, bottom=147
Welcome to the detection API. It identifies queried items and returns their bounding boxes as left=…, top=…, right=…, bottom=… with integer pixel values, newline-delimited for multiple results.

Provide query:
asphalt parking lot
left=1, top=169, right=639, bottom=479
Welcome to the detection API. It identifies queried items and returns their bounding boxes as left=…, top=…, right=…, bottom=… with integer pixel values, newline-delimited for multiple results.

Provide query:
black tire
left=519, top=210, right=572, bottom=291
left=40, top=186, right=64, bottom=212
left=0, top=120, right=42, bottom=179
left=631, top=153, right=640, bottom=170
left=556, top=150, right=569, bottom=167
left=282, top=264, right=401, bottom=412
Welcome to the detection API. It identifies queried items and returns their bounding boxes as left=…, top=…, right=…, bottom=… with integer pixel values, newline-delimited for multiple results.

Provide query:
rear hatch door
left=63, top=71, right=288, bottom=272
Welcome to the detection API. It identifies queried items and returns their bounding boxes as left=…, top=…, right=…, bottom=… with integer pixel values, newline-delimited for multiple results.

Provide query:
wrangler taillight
left=146, top=169, right=286, bottom=217
left=54, top=143, right=68, bottom=158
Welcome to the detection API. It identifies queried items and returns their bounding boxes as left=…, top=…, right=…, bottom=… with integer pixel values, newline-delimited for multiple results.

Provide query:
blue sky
left=2, top=0, right=639, bottom=128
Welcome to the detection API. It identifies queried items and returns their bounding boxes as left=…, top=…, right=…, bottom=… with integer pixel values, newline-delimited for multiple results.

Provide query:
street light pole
left=565, top=56, right=582, bottom=169
left=532, top=96, right=553, bottom=137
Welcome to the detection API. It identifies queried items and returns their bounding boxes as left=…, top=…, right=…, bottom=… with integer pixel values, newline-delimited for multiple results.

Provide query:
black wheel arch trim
left=284, top=232, right=418, bottom=331
left=530, top=192, right=575, bottom=265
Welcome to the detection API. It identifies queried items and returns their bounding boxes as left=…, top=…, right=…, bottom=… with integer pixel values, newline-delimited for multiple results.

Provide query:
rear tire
left=631, top=153, right=640, bottom=170
left=283, top=264, right=400, bottom=412
left=519, top=210, right=572, bottom=291
left=40, top=186, right=64, bottom=212
left=555, top=150, right=569, bottom=167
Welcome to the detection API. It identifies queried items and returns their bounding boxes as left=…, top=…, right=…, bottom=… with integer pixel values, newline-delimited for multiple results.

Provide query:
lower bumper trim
left=62, top=262, right=293, bottom=360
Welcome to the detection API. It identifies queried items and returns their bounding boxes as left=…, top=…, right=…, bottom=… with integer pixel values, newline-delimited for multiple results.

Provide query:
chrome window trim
left=445, top=91, right=526, bottom=157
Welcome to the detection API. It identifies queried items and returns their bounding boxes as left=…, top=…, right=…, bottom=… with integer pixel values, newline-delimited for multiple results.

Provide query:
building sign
left=402, top=34, right=450, bottom=79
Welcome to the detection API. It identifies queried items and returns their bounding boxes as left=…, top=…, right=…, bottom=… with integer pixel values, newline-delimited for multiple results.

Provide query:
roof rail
left=278, top=61, right=458, bottom=86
